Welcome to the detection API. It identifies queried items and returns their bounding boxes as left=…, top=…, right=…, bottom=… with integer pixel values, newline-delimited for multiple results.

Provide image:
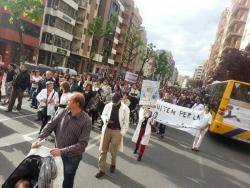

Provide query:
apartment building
left=0, top=8, right=42, bottom=65
left=68, top=0, right=100, bottom=73
left=222, top=0, right=250, bottom=52
left=205, top=0, right=250, bottom=84
left=240, top=6, right=250, bottom=49
left=81, top=0, right=124, bottom=76
left=38, top=0, right=79, bottom=67
left=122, top=6, right=143, bottom=72
left=193, top=65, right=204, bottom=80
left=204, top=9, right=229, bottom=82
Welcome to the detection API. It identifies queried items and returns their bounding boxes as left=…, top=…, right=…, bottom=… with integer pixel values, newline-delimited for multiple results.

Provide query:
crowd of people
left=0, top=63, right=212, bottom=188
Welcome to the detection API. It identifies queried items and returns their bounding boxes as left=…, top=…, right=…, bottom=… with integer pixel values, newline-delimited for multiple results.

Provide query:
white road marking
left=0, top=114, right=36, bottom=123
left=86, top=135, right=101, bottom=151
left=0, top=133, right=33, bottom=148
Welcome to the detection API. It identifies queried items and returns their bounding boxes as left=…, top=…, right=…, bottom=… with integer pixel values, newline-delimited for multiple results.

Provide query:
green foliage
left=86, top=16, right=104, bottom=38
left=155, top=50, right=174, bottom=82
left=138, top=43, right=156, bottom=77
left=0, top=0, right=43, bottom=63
left=122, top=27, right=144, bottom=66
left=213, top=48, right=250, bottom=82
left=86, top=15, right=118, bottom=39
left=0, top=0, right=43, bottom=22
left=187, top=79, right=203, bottom=89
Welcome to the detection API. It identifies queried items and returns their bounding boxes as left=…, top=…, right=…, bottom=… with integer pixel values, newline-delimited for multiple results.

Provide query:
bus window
left=206, top=82, right=227, bottom=112
left=231, top=84, right=250, bottom=104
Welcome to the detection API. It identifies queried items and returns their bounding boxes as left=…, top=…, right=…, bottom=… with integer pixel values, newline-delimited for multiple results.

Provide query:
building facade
left=193, top=65, right=204, bottom=80
left=37, top=0, right=79, bottom=67
left=68, top=0, right=100, bottom=73
left=222, top=0, right=250, bottom=53
left=204, top=0, right=250, bottom=84
left=87, top=0, right=125, bottom=77
left=0, top=8, right=42, bottom=66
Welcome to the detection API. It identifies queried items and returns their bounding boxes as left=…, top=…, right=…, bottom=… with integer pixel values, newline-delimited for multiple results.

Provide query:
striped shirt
left=39, top=109, right=92, bottom=156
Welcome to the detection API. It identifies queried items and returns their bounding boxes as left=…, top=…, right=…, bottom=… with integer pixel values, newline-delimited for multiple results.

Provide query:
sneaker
left=110, top=165, right=115, bottom=173
left=95, top=171, right=105, bottom=178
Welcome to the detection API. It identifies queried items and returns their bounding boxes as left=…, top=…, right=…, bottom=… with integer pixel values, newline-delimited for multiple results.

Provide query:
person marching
left=132, top=107, right=155, bottom=161
left=95, top=93, right=130, bottom=178
left=192, top=105, right=212, bottom=151
left=36, top=81, right=59, bottom=134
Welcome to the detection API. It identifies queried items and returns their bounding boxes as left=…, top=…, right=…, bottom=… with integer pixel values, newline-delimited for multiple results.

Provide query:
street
left=0, top=99, right=250, bottom=188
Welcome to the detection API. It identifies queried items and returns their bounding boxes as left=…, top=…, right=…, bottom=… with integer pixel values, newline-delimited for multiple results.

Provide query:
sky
left=133, top=0, right=231, bottom=77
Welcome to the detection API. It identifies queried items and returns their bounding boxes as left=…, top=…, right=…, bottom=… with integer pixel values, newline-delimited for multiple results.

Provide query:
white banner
left=151, top=100, right=206, bottom=136
left=125, top=71, right=138, bottom=83
left=139, top=80, right=160, bottom=106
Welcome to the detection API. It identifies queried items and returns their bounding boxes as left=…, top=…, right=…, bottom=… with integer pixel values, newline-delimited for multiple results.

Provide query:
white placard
left=125, top=71, right=138, bottom=83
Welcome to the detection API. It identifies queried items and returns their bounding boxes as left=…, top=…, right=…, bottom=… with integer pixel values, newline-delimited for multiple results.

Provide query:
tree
left=0, top=0, right=43, bottom=63
left=213, top=48, right=250, bottom=82
left=154, top=50, right=173, bottom=85
left=187, top=79, right=203, bottom=89
left=138, top=43, right=156, bottom=80
left=85, top=15, right=117, bottom=72
left=118, top=27, right=144, bottom=74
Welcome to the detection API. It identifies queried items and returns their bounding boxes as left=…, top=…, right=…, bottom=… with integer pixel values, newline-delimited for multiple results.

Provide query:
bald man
left=32, top=92, right=92, bottom=188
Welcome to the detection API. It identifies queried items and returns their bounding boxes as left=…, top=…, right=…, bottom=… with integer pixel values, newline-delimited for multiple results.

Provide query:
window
left=231, top=84, right=250, bottom=104
left=58, top=1, right=76, bottom=18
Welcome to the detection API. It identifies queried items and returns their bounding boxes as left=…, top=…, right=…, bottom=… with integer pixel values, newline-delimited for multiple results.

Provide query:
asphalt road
left=0, top=98, right=249, bottom=188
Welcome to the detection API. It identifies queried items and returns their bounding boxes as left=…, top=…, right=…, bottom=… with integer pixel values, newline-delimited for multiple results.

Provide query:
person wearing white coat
left=192, top=105, right=212, bottom=151
left=132, top=107, right=154, bottom=161
left=36, top=81, right=59, bottom=133
left=95, top=93, right=130, bottom=178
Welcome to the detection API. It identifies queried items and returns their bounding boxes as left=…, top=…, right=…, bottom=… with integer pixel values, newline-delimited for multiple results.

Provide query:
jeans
left=29, top=87, right=37, bottom=98
left=62, top=155, right=82, bottom=188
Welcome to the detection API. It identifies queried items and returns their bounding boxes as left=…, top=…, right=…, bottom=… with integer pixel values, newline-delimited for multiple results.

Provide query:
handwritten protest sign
left=125, top=71, right=138, bottom=83
left=139, top=80, right=160, bottom=106
left=151, top=100, right=206, bottom=136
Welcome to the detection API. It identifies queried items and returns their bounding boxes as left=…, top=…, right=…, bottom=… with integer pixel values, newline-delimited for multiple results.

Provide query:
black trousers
left=40, top=115, right=51, bottom=133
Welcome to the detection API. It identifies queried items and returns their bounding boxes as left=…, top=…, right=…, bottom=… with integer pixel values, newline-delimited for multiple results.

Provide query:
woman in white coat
left=36, top=81, right=59, bottom=133
left=132, top=107, right=155, bottom=161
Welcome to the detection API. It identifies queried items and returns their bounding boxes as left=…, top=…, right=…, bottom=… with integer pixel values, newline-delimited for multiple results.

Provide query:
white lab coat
left=36, top=89, right=59, bottom=117
left=132, top=108, right=153, bottom=145
left=99, top=102, right=130, bottom=152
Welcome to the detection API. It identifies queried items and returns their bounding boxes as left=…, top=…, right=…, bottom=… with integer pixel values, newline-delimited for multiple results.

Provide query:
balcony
left=78, top=0, right=88, bottom=9
left=228, top=18, right=246, bottom=29
left=71, top=49, right=84, bottom=56
left=45, top=8, right=76, bottom=26
left=115, top=27, right=121, bottom=34
left=225, top=28, right=244, bottom=41
left=231, top=1, right=249, bottom=17
left=76, top=10, right=86, bottom=23
left=73, top=31, right=83, bottom=40
left=111, top=48, right=116, bottom=55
